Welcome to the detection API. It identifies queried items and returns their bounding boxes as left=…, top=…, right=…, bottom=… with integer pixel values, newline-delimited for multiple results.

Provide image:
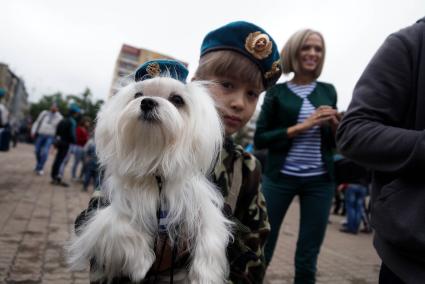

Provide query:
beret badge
left=135, top=59, right=188, bottom=83
left=146, top=63, right=161, bottom=77
left=265, top=60, right=281, bottom=79
left=245, top=31, right=273, bottom=60
left=200, top=21, right=282, bottom=88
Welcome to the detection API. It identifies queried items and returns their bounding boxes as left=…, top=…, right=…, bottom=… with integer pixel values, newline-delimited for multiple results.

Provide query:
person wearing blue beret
left=193, top=21, right=282, bottom=283
left=50, top=103, right=81, bottom=187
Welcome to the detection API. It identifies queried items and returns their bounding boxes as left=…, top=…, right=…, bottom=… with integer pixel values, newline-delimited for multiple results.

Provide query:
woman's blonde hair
left=281, top=29, right=325, bottom=79
left=194, top=50, right=264, bottom=91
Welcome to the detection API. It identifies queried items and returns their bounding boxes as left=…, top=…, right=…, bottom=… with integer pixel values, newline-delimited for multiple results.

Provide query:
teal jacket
left=254, top=81, right=337, bottom=181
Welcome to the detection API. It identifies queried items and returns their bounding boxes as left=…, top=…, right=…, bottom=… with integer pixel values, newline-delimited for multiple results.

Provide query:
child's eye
left=220, top=81, right=234, bottom=89
left=247, top=91, right=260, bottom=99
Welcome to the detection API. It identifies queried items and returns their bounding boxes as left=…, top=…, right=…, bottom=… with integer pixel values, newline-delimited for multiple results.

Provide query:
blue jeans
left=71, top=145, right=84, bottom=179
left=263, top=174, right=334, bottom=284
left=345, top=184, right=367, bottom=233
left=83, top=161, right=99, bottom=190
left=34, top=134, right=54, bottom=171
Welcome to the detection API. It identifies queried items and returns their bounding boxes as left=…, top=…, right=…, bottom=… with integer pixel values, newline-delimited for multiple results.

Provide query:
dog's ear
left=95, top=95, right=118, bottom=166
left=95, top=83, right=136, bottom=166
left=185, top=82, right=223, bottom=174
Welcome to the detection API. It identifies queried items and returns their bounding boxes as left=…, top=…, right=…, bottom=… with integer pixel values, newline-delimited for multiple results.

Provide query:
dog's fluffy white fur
left=67, top=77, right=232, bottom=283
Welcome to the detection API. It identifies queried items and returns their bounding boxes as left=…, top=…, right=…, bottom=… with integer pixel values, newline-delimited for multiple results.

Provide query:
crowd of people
left=29, top=102, right=100, bottom=191
left=76, top=18, right=425, bottom=284
left=1, top=16, right=424, bottom=284
left=0, top=98, right=101, bottom=192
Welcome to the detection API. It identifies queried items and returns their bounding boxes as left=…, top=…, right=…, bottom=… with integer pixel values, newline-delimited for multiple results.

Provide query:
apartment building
left=0, top=63, right=29, bottom=121
left=109, top=44, right=187, bottom=97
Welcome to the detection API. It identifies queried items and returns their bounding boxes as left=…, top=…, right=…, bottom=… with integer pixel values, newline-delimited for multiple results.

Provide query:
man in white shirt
left=31, top=102, right=63, bottom=175
left=0, top=89, right=10, bottom=151
left=0, top=89, right=8, bottom=127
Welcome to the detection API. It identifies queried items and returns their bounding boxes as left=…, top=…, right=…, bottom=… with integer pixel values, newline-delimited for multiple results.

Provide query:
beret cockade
left=135, top=59, right=189, bottom=83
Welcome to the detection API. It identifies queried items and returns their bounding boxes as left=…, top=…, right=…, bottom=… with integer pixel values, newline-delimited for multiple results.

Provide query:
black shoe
left=360, top=227, right=373, bottom=234
left=51, top=178, right=68, bottom=187
left=339, top=227, right=357, bottom=234
left=58, top=181, right=69, bottom=187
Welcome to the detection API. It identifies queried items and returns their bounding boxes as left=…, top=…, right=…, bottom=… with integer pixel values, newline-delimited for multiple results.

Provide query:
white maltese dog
left=67, top=67, right=232, bottom=283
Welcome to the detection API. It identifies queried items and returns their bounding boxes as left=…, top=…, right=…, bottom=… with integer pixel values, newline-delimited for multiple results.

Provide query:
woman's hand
left=305, top=106, right=338, bottom=128
left=287, top=106, right=339, bottom=138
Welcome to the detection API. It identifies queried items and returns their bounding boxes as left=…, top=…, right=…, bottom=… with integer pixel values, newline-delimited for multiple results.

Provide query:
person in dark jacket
left=336, top=17, right=425, bottom=283
left=50, top=104, right=80, bottom=187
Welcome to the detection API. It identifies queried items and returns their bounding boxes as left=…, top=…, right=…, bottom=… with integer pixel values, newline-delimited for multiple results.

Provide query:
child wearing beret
left=192, top=21, right=282, bottom=283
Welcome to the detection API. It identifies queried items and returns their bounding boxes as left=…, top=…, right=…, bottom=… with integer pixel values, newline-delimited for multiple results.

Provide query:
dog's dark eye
left=134, top=92, right=143, bottom=98
left=169, top=94, right=185, bottom=107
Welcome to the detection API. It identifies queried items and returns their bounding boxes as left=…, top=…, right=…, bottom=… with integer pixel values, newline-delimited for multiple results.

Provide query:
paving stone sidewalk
left=0, top=144, right=380, bottom=284
left=265, top=198, right=381, bottom=283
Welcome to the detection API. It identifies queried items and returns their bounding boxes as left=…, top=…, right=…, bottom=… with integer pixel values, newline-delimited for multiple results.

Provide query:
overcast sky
left=1, top=0, right=424, bottom=110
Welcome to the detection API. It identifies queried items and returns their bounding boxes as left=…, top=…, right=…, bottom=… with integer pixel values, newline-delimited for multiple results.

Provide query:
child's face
left=206, top=76, right=263, bottom=136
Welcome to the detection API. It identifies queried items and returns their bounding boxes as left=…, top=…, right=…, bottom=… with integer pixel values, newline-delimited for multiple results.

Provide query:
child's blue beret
left=201, top=21, right=282, bottom=89
left=135, top=59, right=189, bottom=83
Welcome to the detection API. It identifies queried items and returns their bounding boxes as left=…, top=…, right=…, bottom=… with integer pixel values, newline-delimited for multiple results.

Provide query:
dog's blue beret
left=201, top=21, right=282, bottom=89
left=135, top=59, right=189, bottom=83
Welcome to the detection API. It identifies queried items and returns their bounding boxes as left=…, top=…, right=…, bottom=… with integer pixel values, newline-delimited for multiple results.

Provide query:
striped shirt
left=281, top=82, right=327, bottom=177
left=158, top=209, right=169, bottom=233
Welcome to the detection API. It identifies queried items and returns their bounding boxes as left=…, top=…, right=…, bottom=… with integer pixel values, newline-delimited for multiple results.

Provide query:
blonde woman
left=254, top=29, right=340, bottom=284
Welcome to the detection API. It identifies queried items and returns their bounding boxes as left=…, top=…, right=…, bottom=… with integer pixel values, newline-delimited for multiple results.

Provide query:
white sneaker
left=37, top=170, right=44, bottom=176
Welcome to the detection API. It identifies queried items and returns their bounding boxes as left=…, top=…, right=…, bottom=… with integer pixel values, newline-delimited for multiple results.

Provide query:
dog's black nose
left=140, top=98, right=158, bottom=112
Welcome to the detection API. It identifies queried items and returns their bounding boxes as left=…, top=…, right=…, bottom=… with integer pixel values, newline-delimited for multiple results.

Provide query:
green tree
left=29, top=88, right=104, bottom=123
left=29, top=92, right=68, bottom=120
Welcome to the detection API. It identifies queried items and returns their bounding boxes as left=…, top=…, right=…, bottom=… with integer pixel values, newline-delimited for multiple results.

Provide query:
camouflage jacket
left=216, top=138, right=270, bottom=284
left=75, top=138, right=270, bottom=284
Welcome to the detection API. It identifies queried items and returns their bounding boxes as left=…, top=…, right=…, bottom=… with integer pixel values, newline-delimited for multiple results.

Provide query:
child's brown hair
left=194, top=50, right=264, bottom=91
